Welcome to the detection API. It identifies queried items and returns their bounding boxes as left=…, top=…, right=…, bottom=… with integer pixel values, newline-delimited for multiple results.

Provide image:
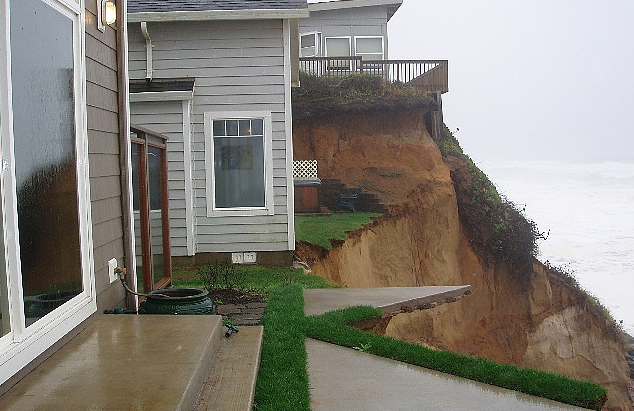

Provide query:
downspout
left=117, top=0, right=138, bottom=308
left=140, top=22, right=153, bottom=80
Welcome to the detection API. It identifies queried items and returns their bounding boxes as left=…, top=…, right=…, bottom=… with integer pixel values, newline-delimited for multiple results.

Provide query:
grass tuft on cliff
left=292, top=72, right=436, bottom=120
left=294, top=212, right=381, bottom=249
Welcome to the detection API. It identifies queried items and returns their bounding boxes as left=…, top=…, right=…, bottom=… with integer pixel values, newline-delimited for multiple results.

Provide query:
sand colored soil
left=293, top=109, right=633, bottom=411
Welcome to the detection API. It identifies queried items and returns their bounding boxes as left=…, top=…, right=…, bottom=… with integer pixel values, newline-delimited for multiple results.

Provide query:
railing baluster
left=299, top=58, right=448, bottom=92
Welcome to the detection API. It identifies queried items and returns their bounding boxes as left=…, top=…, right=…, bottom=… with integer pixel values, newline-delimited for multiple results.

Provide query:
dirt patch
left=207, top=288, right=264, bottom=305
left=207, top=289, right=266, bottom=326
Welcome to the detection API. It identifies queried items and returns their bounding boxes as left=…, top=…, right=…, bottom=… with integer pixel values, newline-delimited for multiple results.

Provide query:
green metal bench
left=334, top=184, right=364, bottom=213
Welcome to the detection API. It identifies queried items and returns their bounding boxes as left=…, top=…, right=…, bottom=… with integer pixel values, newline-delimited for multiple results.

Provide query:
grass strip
left=172, top=265, right=334, bottom=294
left=177, top=266, right=606, bottom=410
left=253, top=284, right=311, bottom=411
left=295, top=212, right=382, bottom=249
left=304, top=307, right=607, bottom=410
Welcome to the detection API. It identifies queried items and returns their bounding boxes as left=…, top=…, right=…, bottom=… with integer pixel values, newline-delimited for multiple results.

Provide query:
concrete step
left=195, top=326, right=263, bottom=411
left=0, top=315, right=225, bottom=411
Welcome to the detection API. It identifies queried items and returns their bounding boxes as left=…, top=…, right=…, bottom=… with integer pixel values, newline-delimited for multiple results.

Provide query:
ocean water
left=478, top=161, right=634, bottom=335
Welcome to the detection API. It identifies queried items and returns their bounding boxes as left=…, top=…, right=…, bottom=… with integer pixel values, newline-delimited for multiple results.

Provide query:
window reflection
left=0, top=190, right=9, bottom=337
left=11, top=0, right=83, bottom=324
left=147, top=146, right=165, bottom=287
left=131, top=142, right=144, bottom=292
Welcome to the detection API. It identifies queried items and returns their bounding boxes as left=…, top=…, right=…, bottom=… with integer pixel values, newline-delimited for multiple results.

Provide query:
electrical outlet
left=108, top=258, right=118, bottom=283
left=243, top=252, right=257, bottom=264
left=231, top=252, right=244, bottom=264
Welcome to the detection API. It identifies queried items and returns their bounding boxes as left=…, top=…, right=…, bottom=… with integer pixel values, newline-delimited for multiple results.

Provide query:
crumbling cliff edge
left=293, top=109, right=633, bottom=411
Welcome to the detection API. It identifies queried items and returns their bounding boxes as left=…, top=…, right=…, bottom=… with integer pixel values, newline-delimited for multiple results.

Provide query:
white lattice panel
left=293, top=160, right=318, bottom=179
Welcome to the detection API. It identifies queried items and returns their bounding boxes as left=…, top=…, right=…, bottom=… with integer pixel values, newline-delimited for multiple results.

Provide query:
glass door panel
left=0, top=190, right=9, bottom=337
left=147, top=145, right=168, bottom=288
left=131, top=141, right=145, bottom=292
left=11, top=0, right=83, bottom=325
left=130, top=128, right=171, bottom=293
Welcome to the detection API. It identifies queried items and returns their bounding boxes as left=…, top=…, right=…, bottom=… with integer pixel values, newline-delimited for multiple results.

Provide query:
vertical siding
left=128, top=19, right=292, bottom=253
left=85, top=0, right=126, bottom=310
left=300, top=6, right=389, bottom=57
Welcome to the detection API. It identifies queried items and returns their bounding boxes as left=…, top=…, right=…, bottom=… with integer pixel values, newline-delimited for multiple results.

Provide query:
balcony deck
left=300, top=57, right=449, bottom=93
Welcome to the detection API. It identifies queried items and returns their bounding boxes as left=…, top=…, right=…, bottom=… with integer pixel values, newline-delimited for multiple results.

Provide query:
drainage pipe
left=140, top=22, right=153, bottom=80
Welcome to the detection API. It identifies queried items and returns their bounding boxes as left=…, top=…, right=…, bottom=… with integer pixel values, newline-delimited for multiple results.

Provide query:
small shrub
left=196, top=262, right=243, bottom=291
left=545, top=262, right=623, bottom=336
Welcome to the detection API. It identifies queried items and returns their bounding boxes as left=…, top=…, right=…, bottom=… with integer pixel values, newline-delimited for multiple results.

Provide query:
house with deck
left=294, top=0, right=449, bottom=212
left=299, top=0, right=448, bottom=93
left=127, top=0, right=308, bottom=270
left=301, top=0, right=402, bottom=61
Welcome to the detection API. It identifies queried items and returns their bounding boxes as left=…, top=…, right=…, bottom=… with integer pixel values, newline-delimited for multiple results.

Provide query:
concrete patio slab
left=303, top=285, right=472, bottom=316
left=0, top=315, right=224, bottom=411
left=306, top=338, right=589, bottom=411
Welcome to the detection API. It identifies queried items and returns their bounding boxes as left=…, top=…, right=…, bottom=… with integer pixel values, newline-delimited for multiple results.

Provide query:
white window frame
left=324, top=35, right=351, bottom=57
left=0, top=0, right=95, bottom=386
left=324, top=36, right=352, bottom=70
left=300, top=31, right=321, bottom=58
left=204, top=111, right=274, bottom=217
left=354, top=36, right=385, bottom=61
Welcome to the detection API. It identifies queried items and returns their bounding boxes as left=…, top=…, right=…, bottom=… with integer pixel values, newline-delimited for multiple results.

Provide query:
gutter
left=128, top=9, right=310, bottom=23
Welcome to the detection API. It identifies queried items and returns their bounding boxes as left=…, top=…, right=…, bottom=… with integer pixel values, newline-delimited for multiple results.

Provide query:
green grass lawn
left=171, top=264, right=334, bottom=294
left=294, top=212, right=382, bottom=249
left=173, top=264, right=607, bottom=411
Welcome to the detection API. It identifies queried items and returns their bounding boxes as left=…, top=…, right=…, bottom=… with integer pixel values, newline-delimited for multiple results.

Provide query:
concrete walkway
left=304, top=285, right=472, bottom=316
left=303, top=286, right=589, bottom=411
left=306, top=339, right=589, bottom=411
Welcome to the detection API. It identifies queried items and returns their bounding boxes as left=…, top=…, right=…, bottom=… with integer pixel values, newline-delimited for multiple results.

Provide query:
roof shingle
left=128, top=0, right=308, bottom=14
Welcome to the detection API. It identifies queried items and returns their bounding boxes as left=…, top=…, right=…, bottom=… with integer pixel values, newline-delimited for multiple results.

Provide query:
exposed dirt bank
left=293, top=110, right=633, bottom=411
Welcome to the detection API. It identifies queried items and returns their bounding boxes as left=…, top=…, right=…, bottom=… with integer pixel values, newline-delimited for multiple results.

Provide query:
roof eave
left=128, top=8, right=310, bottom=23
left=308, top=0, right=402, bottom=13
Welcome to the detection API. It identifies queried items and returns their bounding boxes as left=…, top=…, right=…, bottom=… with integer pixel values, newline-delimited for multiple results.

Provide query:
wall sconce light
left=104, top=1, right=117, bottom=25
left=98, top=0, right=116, bottom=32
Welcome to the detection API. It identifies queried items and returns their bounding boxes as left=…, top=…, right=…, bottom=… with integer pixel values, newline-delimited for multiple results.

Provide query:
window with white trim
left=0, top=0, right=94, bottom=384
left=204, top=112, right=274, bottom=216
left=325, top=36, right=351, bottom=58
left=300, top=32, right=321, bottom=57
left=355, top=36, right=384, bottom=61
left=325, top=36, right=352, bottom=70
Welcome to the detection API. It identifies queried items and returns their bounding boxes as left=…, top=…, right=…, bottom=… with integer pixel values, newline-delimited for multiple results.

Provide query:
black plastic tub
left=138, top=288, right=214, bottom=315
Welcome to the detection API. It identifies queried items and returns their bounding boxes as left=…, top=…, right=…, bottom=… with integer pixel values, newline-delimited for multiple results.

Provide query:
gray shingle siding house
left=128, top=0, right=308, bottom=266
left=0, top=0, right=131, bottom=389
left=300, top=0, right=402, bottom=60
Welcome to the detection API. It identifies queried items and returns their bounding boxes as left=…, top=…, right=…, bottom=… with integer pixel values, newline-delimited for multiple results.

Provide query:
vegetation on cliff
left=435, top=127, right=624, bottom=337
left=433, top=126, right=546, bottom=274
left=292, top=73, right=436, bottom=120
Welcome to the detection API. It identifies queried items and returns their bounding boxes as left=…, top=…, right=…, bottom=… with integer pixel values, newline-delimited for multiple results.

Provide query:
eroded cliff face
left=293, top=110, right=633, bottom=411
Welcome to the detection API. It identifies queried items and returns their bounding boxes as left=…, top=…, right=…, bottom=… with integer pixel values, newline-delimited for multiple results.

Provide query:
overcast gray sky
left=388, top=1, right=634, bottom=163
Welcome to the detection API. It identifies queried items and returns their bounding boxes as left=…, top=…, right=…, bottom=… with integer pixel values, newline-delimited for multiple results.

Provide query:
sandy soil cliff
left=293, top=109, right=633, bottom=411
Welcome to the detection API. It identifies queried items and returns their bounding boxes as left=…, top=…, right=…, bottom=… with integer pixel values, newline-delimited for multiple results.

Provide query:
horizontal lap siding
left=129, top=101, right=189, bottom=257
left=85, top=0, right=126, bottom=310
left=128, top=18, right=291, bottom=254
left=300, top=7, right=389, bottom=56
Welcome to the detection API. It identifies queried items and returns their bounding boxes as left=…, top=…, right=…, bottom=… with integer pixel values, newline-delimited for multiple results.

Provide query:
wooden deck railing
left=299, top=57, right=448, bottom=93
